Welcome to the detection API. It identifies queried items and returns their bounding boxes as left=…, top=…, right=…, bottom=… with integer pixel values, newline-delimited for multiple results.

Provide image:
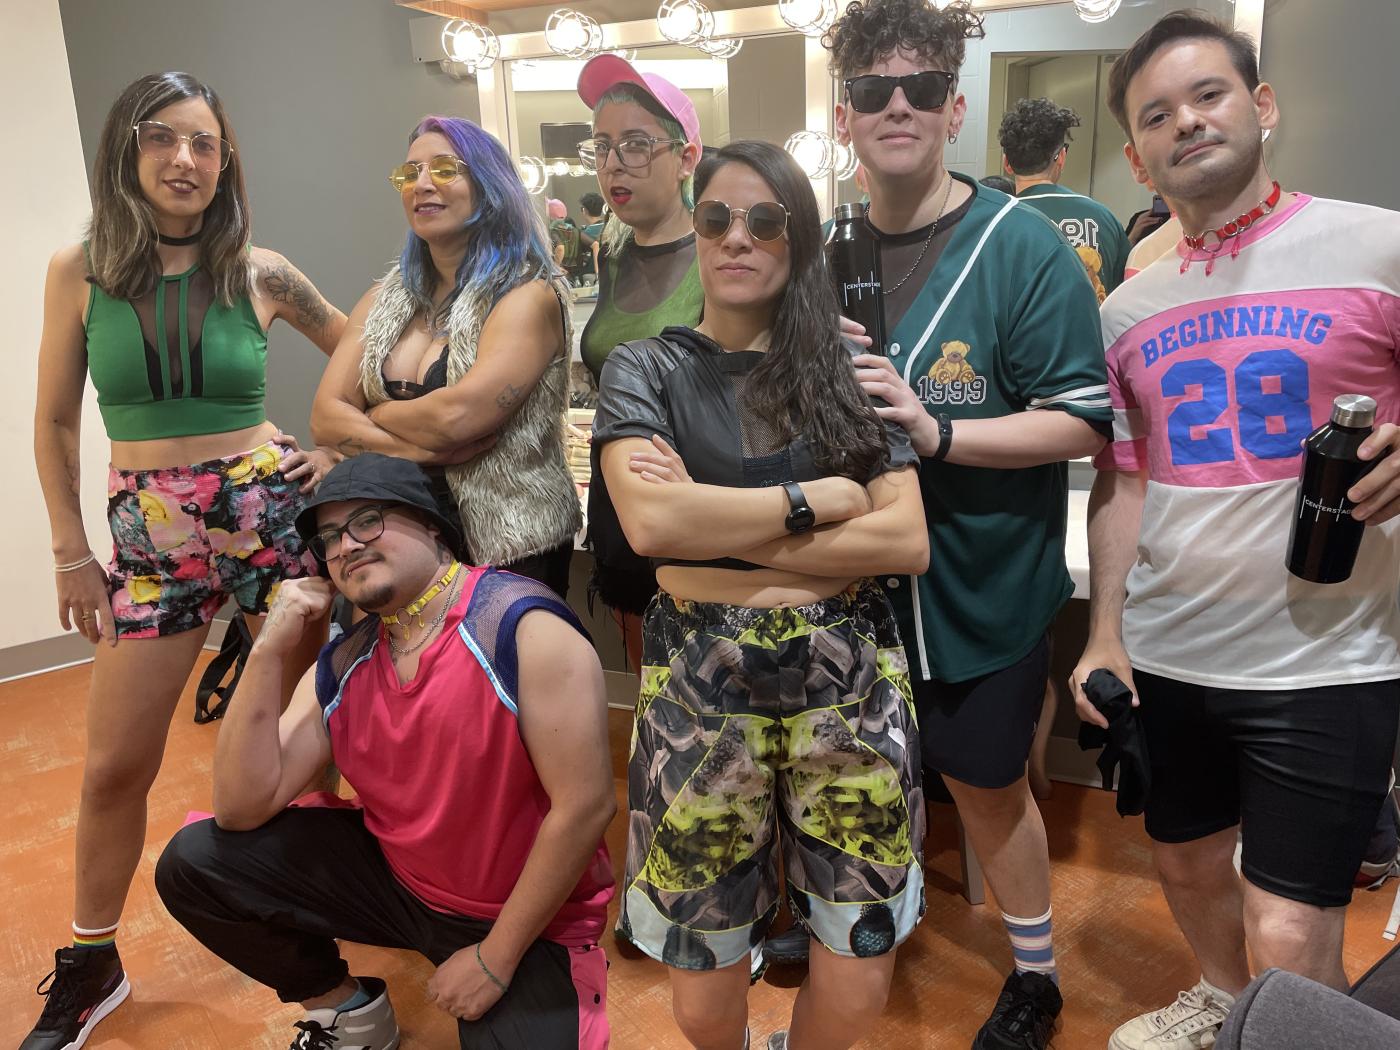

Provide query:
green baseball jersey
left=881, top=174, right=1111, bottom=682
left=1015, top=182, right=1130, bottom=300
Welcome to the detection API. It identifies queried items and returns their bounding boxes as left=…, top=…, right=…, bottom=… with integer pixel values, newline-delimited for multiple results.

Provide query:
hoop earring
left=947, top=133, right=959, bottom=145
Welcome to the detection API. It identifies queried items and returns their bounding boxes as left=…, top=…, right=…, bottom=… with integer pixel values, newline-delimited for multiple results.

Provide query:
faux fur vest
left=359, top=266, right=581, bottom=565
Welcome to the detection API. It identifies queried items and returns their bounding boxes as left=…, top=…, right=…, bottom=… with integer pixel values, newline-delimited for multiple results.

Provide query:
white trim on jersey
left=1028, top=384, right=1111, bottom=410
left=900, top=196, right=1022, bottom=387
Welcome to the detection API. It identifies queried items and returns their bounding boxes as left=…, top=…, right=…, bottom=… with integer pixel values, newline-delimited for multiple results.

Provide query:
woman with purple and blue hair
left=312, top=115, right=580, bottom=596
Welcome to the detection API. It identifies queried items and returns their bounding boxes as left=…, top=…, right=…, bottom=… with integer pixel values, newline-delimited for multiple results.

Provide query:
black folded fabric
left=1076, top=668, right=1151, bottom=816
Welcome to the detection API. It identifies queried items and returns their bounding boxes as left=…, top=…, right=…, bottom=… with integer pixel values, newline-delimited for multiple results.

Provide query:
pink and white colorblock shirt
left=1096, top=194, right=1400, bottom=689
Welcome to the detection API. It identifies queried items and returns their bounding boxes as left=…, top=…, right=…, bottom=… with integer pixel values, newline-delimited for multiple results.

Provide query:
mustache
left=339, top=551, right=380, bottom=575
left=1172, top=134, right=1226, bottom=164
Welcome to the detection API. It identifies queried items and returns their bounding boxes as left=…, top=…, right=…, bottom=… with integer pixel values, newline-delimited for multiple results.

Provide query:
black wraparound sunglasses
left=844, top=71, right=955, bottom=114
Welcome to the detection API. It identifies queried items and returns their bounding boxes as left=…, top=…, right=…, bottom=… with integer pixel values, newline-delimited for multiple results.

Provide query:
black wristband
left=931, top=413, right=953, bottom=463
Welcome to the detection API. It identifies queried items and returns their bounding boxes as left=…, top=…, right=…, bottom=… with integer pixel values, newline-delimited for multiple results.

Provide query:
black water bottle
left=827, top=202, right=887, bottom=355
left=1286, top=394, right=1379, bottom=584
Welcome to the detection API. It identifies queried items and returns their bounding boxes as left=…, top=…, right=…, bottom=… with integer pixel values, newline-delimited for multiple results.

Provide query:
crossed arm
left=601, top=435, right=928, bottom=577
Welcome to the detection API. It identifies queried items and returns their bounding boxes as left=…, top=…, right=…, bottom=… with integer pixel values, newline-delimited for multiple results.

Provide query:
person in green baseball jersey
left=595, top=140, right=928, bottom=1050
left=998, top=97, right=1130, bottom=300
left=825, top=2, right=1113, bottom=1048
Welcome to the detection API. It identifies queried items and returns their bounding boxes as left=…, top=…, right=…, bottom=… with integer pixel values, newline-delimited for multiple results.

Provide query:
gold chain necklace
left=387, top=570, right=462, bottom=659
left=383, top=561, right=461, bottom=628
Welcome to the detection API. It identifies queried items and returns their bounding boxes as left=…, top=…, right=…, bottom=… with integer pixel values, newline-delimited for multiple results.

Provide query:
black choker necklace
left=158, top=230, right=202, bottom=246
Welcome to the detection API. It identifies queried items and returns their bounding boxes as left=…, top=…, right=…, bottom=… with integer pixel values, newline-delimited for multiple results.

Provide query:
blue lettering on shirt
left=1140, top=306, right=1333, bottom=367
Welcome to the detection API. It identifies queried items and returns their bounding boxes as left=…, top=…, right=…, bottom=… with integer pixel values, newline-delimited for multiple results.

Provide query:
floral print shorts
left=106, top=440, right=316, bottom=638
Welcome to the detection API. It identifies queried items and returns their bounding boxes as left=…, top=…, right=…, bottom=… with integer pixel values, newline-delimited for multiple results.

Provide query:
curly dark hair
left=579, top=191, right=605, bottom=218
left=998, top=98, right=1081, bottom=175
left=823, top=0, right=986, bottom=83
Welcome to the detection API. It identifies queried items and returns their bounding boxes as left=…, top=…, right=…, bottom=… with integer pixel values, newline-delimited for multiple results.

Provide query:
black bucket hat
left=294, top=453, right=464, bottom=561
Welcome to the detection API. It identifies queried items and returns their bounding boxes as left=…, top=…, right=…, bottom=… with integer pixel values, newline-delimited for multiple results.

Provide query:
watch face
left=788, top=506, right=816, bottom=533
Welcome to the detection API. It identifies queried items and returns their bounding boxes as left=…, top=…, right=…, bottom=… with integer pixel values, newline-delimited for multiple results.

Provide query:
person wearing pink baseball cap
left=573, top=55, right=705, bottom=676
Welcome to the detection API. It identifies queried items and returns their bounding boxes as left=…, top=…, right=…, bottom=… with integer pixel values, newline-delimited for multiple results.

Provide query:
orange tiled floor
left=2, top=656, right=1396, bottom=1048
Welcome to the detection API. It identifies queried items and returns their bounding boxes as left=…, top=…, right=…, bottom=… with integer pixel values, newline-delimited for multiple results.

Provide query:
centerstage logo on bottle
left=916, top=340, right=987, bottom=405
left=1299, top=495, right=1351, bottom=522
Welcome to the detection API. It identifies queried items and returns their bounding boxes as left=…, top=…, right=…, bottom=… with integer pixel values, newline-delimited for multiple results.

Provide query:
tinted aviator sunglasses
left=388, top=155, right=468, bottom=192
left=693, top=200, right=789, bottom=242
left=844, top=71, right=955, bottom=114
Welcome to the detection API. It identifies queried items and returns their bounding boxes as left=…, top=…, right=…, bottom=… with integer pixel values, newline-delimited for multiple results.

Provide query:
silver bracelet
left=54, top=553, right=96, bottom=573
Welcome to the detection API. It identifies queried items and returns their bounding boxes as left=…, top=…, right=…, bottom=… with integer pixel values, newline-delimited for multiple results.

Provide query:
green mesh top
left=84, top=261, right=267, bottom=441
left=579, top=233, right=704, bottom=381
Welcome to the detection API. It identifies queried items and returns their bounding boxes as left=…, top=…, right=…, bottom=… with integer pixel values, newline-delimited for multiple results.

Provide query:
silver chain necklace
left=387, top=571, right=461, bottom=659
left=885, top=173, right=956, bottom=294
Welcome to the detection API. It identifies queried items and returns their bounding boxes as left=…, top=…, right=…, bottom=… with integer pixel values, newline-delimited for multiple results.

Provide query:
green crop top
left=83, top=261, right=268, bottom=441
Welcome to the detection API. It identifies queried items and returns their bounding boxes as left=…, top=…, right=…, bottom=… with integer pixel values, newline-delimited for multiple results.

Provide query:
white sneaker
left=290, top=977, right=400, bottom=1050
left=1108, top=978, right=1235, bottom=1049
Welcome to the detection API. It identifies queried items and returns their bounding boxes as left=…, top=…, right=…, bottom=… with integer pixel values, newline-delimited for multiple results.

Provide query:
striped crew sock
left=72, top=921, right=119, bottom=951
left=1002, top=907, right=1057, bottom=985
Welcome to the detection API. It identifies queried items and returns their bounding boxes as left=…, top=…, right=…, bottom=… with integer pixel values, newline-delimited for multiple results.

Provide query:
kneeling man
left=157, top=453, right=616, bottom=1049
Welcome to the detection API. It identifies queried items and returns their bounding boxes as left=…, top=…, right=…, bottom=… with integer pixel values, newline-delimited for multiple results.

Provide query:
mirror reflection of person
left=579, top=191, right=606, bottom=277
left=24, top=70, right=344, bottom=1050
left=596, top=140, right=928, bottom=1050
left=573, top=55, right=705, bottom=671
left=998, top=97, right=1130, bottom=300
left=826, top=2, right=1114, bottom=1046
left=311, top=116, right=579, bottom=597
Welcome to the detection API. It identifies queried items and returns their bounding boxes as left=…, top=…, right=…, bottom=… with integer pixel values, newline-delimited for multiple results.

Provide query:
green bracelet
left=476, top=943, right=509, bottom=994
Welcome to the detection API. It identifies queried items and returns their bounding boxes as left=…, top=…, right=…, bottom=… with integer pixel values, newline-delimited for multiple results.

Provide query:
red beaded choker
left=1181, top=181, right=1283, bottom=275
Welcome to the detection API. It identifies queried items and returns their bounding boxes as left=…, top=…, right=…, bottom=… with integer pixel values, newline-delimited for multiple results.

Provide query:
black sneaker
left=20, top=945, right=130, bottom=1050
left=762, top=926, right=811, bottom=967
left=972, top=971, right=1062, bottom=1050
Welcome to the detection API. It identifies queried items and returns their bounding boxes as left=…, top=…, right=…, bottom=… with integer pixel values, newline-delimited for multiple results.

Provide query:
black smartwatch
left=931, top=413, right=953, bottom=463
left=782, top=482, right=816, bottom=534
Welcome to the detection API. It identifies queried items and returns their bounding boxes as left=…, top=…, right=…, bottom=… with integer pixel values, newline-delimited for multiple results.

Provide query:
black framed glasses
left=844, top=71, right=955, bottom=114
left=389, top=155, right=469, bottom=192
left=132, top=120, right=232, bottom=173
left=693, top=200, right=790, bottom=242
left=310, top=504, right=394, bottom=561
left=577, top=135, right=685, bottom=173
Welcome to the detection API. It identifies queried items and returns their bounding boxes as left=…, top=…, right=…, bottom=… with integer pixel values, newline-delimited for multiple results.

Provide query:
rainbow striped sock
left=1003, top=907, right=1057, bottom=985
left=72, top=921, right=118, bottom=951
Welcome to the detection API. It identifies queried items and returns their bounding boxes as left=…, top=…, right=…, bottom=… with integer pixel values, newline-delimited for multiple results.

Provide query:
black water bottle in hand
left=827, top=202, right=887, bottom=355
left=1286, top=394, right=1379, bottom=584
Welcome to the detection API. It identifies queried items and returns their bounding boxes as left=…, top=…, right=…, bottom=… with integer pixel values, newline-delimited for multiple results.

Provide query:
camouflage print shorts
left=621, top=581, right=925, bottom=972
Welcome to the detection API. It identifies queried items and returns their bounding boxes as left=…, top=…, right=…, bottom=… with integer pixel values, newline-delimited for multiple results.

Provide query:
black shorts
left=1135, top=670, right=1400, bottom=908
left=912, top=634, right=1050, bottom=790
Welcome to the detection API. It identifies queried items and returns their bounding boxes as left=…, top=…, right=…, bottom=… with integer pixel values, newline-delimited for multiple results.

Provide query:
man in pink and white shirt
left=1070, top=12, right=1400, bottom=1050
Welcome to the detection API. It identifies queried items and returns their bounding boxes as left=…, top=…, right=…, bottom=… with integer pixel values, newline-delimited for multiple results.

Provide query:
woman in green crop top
left=573, top=56, right=705, bottom=670
left=25, top=72, right=344, bottom=1044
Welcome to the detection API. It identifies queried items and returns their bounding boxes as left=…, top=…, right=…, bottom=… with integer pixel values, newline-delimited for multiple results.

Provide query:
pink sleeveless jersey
left=314, top=566, right=614, bottom=945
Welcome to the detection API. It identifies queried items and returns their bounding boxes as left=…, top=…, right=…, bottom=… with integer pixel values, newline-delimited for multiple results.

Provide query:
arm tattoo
left=264, top=262, right=332, bottom=334
left=335, top=436, right=367, bottom=458
left=495, top=383, right=525, bottom=411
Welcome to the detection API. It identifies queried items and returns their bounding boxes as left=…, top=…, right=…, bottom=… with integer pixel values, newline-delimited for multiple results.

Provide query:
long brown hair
left=694, top=141, right=887, bottom=481
left=87, top=72, right=251, bottom=305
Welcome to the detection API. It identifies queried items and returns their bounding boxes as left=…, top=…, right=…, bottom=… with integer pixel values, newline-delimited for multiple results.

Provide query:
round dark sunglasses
left=693, top=200, right=789, bottom=242
left=844, top=71, right=955, bottom=114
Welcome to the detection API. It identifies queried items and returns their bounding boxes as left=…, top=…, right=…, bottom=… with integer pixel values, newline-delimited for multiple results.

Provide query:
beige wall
left=0, top=0, right=110, bottom=653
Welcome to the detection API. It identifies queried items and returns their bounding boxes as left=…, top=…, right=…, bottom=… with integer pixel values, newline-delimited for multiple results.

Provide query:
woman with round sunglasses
left=26, top=71, right=344, bottom=1049
left=570, top=55, right=706, bottom=671
left=594, top=139, right=928, bottom=1050
left=311, top=115, right=579, bottom=597
left=826, top=3, right=1114, bottom=1048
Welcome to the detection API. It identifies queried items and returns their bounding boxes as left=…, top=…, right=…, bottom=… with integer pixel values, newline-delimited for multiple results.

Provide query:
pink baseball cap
left=546, top=198, right=567, bottom=219
left=577, top=54, right=702, bottom=150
